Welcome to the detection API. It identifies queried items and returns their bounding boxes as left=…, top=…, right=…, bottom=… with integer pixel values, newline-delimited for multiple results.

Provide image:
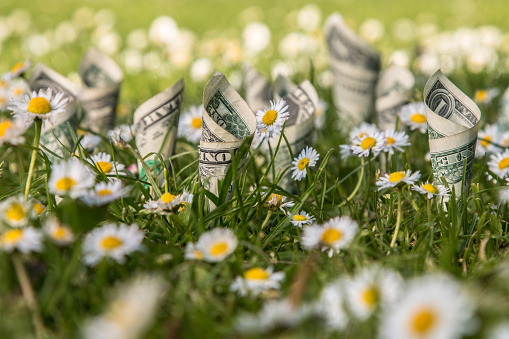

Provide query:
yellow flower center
left=388, top=171, right=406, bottom=183
left=0, top=97, right=6, bottom=106
left=262, top=109, right=277, bottom=126
left=411, top=308, right=436, bottom=335
left=362, top=286, right=379, bottom=307
left=34, top=203, right=45, bottom=215
left=297, top=157, right=310, bottom=171
left=1, top=229, right=23, bottom=245
left=195, top=250, right=203, bottom=260
left=53, top=226, right=69, bottom=240
left=101, top=236, right=123, bottom=250
left=0, top=120, right=13, bottom=138
left=160, top=193, right=176, bottom=204
left=244, top=267, right=269, bottom=280
left=13, top=88, right=24, bottom=97
left=56, top=177, right=76, bottom=191
left=191, top=117, right=202, bottom=129
left=6, top=203, right=25, bottom=222
left=360, top=137, right=376, bottom=150
left=422, top=184, right=438, bottom=194
left=321, top=228, right=342, bottom=245
left=98, top=189, right=113, bottom=197
left=210, top=242, right=228, bottom=256
left=178, top=202, right=190, bottom=212
left=386, top=137, right=395, bottom=144
left=499, top=158, right=509, bottom=170
left=270, top=193, right=283, bottom=205
left=358, top=132, right=368, bottom=138
left=475, top=90, right=488, bottom=102
left=410, top=113, right=426, bottom=123
left=480, top=135, right=492, bottom=148
left=27, top=97, right=52, bottom=114
left=11, top=62, right=25, bottom=73
left=293, top=214, right=307, bottom=222
left=96, top=161, right=112, bottom=174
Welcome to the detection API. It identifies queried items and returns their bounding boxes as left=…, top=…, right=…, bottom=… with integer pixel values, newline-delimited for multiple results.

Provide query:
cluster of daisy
left=143, top=190, right=194, bottom=214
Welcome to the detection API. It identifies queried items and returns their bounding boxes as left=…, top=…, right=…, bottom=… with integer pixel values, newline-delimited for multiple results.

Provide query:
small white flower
left=477, top=124, right=501, bottom=157
left=498, top=178, right=509, bottom=204
left=474, top=88, right=499, bottom=104
left=349, top=122, right=379, bottom=141
left=0, top=227, right=43, bottom=253
left=262, top=191, right=294, bottom=212
left=339, top=143, right=354, bottom=160
left=184, top=242, right=203, bottom=261
left=82, top=223, right=145, bottom=266
left=243, top=22, right=271, bottom=54
left=290, top=146, right=320, bottom=181
left=178, top=105, right=202, bottom=143
left=412, top=181, right=451, bottom=199
left=289, top=211, right=315, bottom=227
left=255, top=99, right=289, bottom=139
left=8, top=78, right=30, bottom=99
left=89, top=152, right=126, bottom=177
left=108, top=124, right=134, bottom=144
left=488, top=150, right=509, bottom=179
left=194, top=228, right=237, bottom=263
left=0, top=196, right=29, bottom=227
left=382, top=129, right=410, bottom=155
left=49, top=158, right=96, bottom=198
left=80, top=134, right=102, bottom=151
left=376, top=170, right=420, bottom=190
left=0, top=117, right=28, bottom=147
left=81, top=181, right=127, bottom=206
left=7, top=88, right=68, bottom=126
left=190, top=58, right=213, bottom=82
left=400, top=102, right=427, bottom=133
left=301, top=216, right=358, bottom=257
left=43, top=217, right=74, bottom=246
left=3, top=60, right=31, bottom=81
left=351, top=132, right=385, bottom=157
left=230, top=267, right=285, bottom=297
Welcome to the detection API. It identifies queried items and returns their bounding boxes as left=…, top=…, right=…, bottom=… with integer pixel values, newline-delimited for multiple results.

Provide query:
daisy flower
left=289, top=211, right=315, bottom=227
left=80, top=134, right=102, bottom=151
left=178, top=105, right=202, bottom=143
left=230, top=267, right=285, bottom=297
left=0, top=227, right=43, bottom=253
left=48, top=158, right=96, bottom=198
left=315, top=281, right=349, bottom=331
left=8, top=78, right=30, bottom=99
left=488, top=150, right=509, bottom=179
left=194, top=228, right=237, bottom=263
left=3, top=60, right=31, bottom=80
left=262, top=192, right=294, bottom=212
left=500, top=131, right=509, bottom=149
left=184, top=242, right=203, bottom=261
left=108, top=124, right=134, bottom=143
left=33, top=201, right=46, bottom=216
left=339, top=143, right=354, bottom=160
left=81, top=180, right=127, bottom=206
left=82, top=223, right=145, bottom=266
left=301, top=216, right=359, bottom=257
left=376, top=170, right=421, bottom=190
left=498, top=178, right=509, bottom=204
left=400, top=102, right=427, bottom=134
left=143, top=191, right=188, bottom=214
left=477, top=124, right=501, bottom=157
left=351, top=132, right=385, bottom=157
left=90, top=152, right=126, bottom=177
left=0, top=196, right=29, bottom=227
left=412, top=181, right=451, bottom=200
left=474, top=88, right=499, bottom=105
left=0, top=117, right=29, bottom=147
left=7, top=88, right=69, bottom=126
left=178, top=189, right=194, bottom=212
left=378, top=275, right=475, bottom=339
left=255, top=99, right=289, bottom=139
left=43, top=218, right=74, bottom=246
left=349, top=122, right=379, bottom=141
left=382, top=129, right=410, bottom=155
left=290, top=146, right=320, bottom=181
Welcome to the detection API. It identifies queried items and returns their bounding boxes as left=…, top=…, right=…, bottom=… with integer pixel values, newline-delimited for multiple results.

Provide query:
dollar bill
left=324, top=13, right=380, bottom=128
left=29, top=62, right=79, bottom=159
left=79, top=47, right=123, bottom=133
left=424, top=69, right=481, bottom=196
left=243, top=64, right=273, bottom=113
left=375, top=64, right=415, bottom=130
left=200, top=71, right=256, bottom=209
left=133, top=78, right=184, bottom=180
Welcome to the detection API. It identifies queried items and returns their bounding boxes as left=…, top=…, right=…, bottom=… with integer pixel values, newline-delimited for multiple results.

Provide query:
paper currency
left=424, top=69, right=481, bottom=196
left=79, top=47, right=123, bottom=133
left=133, top=79, right=184, bottom=179
left=199, top=71, right=256, bottom=209
left=324, top=13, right=380, bottom=128
left=375, top=64, right=415, bottom=130
left=243, top=64, right=273, bottom=113
left=29, top=62, right=79, bottom=159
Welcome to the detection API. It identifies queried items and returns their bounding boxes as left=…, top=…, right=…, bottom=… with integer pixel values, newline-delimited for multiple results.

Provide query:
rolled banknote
left=200, top=71, right=256, bottom=209
left=375, top=64, right=415, bottom=130
left=243, top=64, right=273, bottom=113
left=79, top=47, right=123, bottom=133
left=324, top=13, right=380, bottom=128
left=133, top=79, right=184, bottom=180
left=424, top=69, right=481, bottom=196
left=29, top=62, right=78, bottom=159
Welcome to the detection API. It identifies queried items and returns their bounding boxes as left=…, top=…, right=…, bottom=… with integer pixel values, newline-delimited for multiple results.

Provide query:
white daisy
left=0, top=227, right=43, bottom=253
left=0, top=196, right=29, bottom=227
left=301, top=216, right=359, bottom=257
left=108, top=124, right=134, bottom=143
left=33, top=201, right=46, bottom=216
left=82, top=223, right=145, bottom=266
left=80, top=134, right=102, bottom=151
left=90, top=152, right=126, bottom=177
left=81, top=180, right=127, bottom=206
left=290, top=146, right=320, bottom=181
left=477, top=124, right=501, bottom=157
left=143, top=191, right=189, bottom=214
left=474, top=88, right=499, bottom=105
left=262, top=192, right=294, bottom=212
left=488, top=150, right=509, bottom=179
left=376, top=170, right=421, bottom=190
left=0, top=117, right=29, bottom=147
left=3, top=60, right=31, bottom=80
left=378, top=275, right=475, bottom=339
left=400, top=102, right=427, bottom=133
left=194, top=228, right=237, bottom=263
left=8, top=78, right=30, bottom=99
left=43, top=217, right=74, bottom=246
left=178, top=189, right=194, bottom=212
left=315, top=280, right=349, bottom=331
left=49, top=158, right=96, bottom=198
left=178, top=105, right=202, bottom=143
left=142, top=199, right=160, bottom=213
left=498, top=178, right=509, bottom=204
left=7, top=88, right=69, bottom=126
left=255, top=99, right=289, bottom=139
left=412, top=181, right=451, bottom=200
left=339, top=143, right=354, bottom=160
left=289, top=211, right=315, bottom=227
left=184, top=242, right=203, bottom=261
left=351, top=132, right=385, bottom=157
left=230, top=267, right=285, bottom=297
left=499, top=131, right=509, bottom=149
left=382, top=129, right=410, bottom=155
left=349, top=122, right=379, bottom=141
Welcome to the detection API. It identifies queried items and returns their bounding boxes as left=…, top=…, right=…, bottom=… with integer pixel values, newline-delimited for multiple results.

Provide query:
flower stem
left=24, top=119, right=42, bottom=202
left=358, top=153, right=372, bottom=218
left=260, top=210, right=273, bottom=231
left=427, top=198, right=432, bottom=223
left=390, top=188, right=403, bottom=248
left=338, top=158, right=365, bottom=208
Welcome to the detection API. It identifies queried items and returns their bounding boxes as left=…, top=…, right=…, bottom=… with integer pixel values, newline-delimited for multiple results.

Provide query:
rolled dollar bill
left=324, top=13, right=380, bottom=128
left=133, top=79, right=184, bottom=179
left=375, top=64, right=415, bottom=130
left=200, top=71, right=256, bottom=209
left=424, top=69, right=481, bottom=196
left=29, top=62, right=78, bottom=159
left=79, top=47, right=123, bottom=133
left=243, top=64, right=273, bottom=113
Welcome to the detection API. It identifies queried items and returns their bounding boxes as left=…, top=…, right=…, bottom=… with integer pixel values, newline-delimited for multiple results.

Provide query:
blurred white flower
left=43, top=218, right=74, bottom=246
left=143, top=51, right=162, bottom=71
left=230, top=267, right=285, bottom=297
left=149, top=16, right=178, bottom=46
left=73, top=7, right=95, bottom=29
left=54, top=21, right=78, bottom=45
left=360, top=19, right=385, bottom=43
left=389, top=50, right=410, bottom=68
left=466, top=46, right=496, bottom=74
left=97, top=32, right=122, bottom=55
left=243, top=22, right=271, bottom=54
left=126, top=29, right=148, bottom=50
left=0, top=227, right=43, bottom=254
left=190, top=58, right=213, bottom=82
left=392, top=18, right=416, bottom=42
left=25, top=34, right=51, bottom=56
left=121, top=49, right=143, bottom=74
left=297, top=5, right=321, bottom=31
